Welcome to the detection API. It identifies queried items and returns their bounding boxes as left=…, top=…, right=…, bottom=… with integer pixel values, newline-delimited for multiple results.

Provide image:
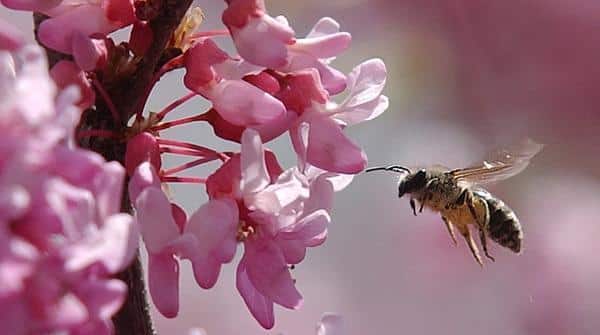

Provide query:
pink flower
left=223, top=1, right=350, bottom=95
left=184, top=39, right=285, bottom=127
left=0, top=45, right=80, bottom=161
left=50, top=60, right=96, bottom=110
left=0, top=41, right=137, bottom=334
left=222, top=0, right=295, bottom=68
left=202, top=129, right=348, bottom=328
left=5, top=0, right=137, bottom=53
left=282, top=17, right=351, bottom=95
left=129, top=162, right=239, bottom=317
left=0, top=19, right=24, bottom=51
left=291, top=58, right=388, bottom=174
left=125, top=132, right=161, bottom=177
left=71, top=32, right=109, bottom=71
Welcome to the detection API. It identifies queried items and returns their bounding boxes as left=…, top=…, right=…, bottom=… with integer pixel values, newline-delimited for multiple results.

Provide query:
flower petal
left=184, top=198, right=238, bottom=258
left=128, top=162, right=161, bottom=202
left=236, top=256, right=275, bottom=329
left=148, top=253, right=179, bottom=318
left=335, top=59, right=388, bottom=125
left=241, top=129, right=270, bottom=193
left=189, top=255, right=221, bottom=289
left=245, top=239, right=303, bottom=310
left=210, top=79, right=285, bottom=127
left=306, top=117, right=367, bottom=174
left=135, top=187, right=180, bottom=253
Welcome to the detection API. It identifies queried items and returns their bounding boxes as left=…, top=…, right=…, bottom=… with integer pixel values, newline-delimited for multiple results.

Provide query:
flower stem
left=161, top=156, right=219, bottom=176
left=156, top=92, right=197, bottom=120
left=151, top=113, right=208, bottom=131
left=92, top=78, right=121, bottom=123
left=161, top=176, right=207, bottom=183
left=157, top=138, right=227, bottom=160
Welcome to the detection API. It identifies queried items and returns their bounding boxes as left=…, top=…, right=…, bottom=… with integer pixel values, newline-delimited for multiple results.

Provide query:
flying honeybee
left=366, top=139, right=543, bottom=266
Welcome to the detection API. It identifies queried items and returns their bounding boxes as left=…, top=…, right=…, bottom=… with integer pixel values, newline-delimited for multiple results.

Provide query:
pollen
left=170, top=7, right=205, bottom=51
left=236, top=220, right=256, bottom=242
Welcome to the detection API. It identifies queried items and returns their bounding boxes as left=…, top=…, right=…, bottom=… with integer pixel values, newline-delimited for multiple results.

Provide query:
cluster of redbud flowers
left=0, top=0, right=388, bottom=332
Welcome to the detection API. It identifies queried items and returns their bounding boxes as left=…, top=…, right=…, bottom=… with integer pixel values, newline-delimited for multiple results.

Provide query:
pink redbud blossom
left=184, top=38, right=285, bottom=127
left=202, top=129, right=348, bottom=328
left=130, top=162, right=239, bottom=317
left=0, top=40, right=137, bottom=334
left=50, top=60, right=96, bottom=110
left=222, top=0, right=295, bottom=68
left=22, top=0, right=136, bottom=53
left=72, top=32, right=108, bottom=71
left=291, top=58, right=388, bottom=174
left=205, top=69, right=327, bottom=144
left=0, top=45, right=80, bottom=153
left=282, top=17, right=351, bottom=95
left=0, top=19, right=24, bottom=51
left=125, top=132, right=161, bottom=176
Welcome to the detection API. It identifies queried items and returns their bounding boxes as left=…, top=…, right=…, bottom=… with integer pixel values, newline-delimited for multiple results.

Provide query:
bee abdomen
left=474, top=190, right=523, bottom=253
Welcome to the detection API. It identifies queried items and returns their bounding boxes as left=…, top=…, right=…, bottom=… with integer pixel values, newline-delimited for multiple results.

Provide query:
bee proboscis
left=366, top=139, right=543, bottom=266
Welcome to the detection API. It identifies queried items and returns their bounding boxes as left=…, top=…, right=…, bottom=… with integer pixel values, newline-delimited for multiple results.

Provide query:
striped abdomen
left=474, top=189, right=523, bottom=253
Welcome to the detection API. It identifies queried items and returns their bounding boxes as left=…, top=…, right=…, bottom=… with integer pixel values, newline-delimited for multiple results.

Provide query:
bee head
left=397, top=169, right=427, bottom=198
left=365, top=165, right=420, bottom=198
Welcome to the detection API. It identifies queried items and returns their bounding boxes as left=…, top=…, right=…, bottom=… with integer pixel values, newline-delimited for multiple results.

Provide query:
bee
left=366, top=139, right=543, bottom=265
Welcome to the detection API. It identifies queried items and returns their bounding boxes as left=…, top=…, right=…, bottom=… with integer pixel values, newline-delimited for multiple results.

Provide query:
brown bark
left=34, top=1, right=195, bottom=334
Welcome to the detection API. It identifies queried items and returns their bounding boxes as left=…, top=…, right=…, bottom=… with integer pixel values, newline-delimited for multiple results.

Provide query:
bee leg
left=478, top=228, right=495, bottom=262
left=476, top=200, right=495, bottom=262
left=457, top=224, right=483, bottom=266
left=441, top=216, right=458, bottom=246
left=464, top=190, right=480, bottom=225
left=419, top=198, right=425, bottom=213
left=410, top=198, right=417, bottom=216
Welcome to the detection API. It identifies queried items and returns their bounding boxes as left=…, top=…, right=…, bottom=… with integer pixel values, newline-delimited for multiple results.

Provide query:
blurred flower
left=316, top=314, right=344, bottom=335
left=0, top=37, right=137, bottom=334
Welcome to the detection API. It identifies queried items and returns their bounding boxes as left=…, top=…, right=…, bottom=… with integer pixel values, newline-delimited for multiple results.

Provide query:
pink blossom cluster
left=1, top=0, right=388, bottom=330
left=125, top=3, right=386, bottom=329
left=0, top=26, right=138, bottom=334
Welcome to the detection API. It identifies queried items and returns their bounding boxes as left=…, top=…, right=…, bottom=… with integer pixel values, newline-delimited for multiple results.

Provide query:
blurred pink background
left=3, top=0, right=600, bottom=334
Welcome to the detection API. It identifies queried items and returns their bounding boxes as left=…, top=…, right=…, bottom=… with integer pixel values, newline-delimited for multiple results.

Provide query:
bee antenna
left=365, top=165, right=411, bottom=174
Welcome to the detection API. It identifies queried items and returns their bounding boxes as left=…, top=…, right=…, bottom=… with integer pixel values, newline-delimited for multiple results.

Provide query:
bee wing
left=450, top=138, right=543, bottom=185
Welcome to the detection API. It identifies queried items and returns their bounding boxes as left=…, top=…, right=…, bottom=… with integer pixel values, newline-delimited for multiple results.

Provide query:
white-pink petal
left=240, top=129, right=270, bottom=194
left=209, top=80, right=285, bottom=127
left=128, top=162, right=161, bottom=202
